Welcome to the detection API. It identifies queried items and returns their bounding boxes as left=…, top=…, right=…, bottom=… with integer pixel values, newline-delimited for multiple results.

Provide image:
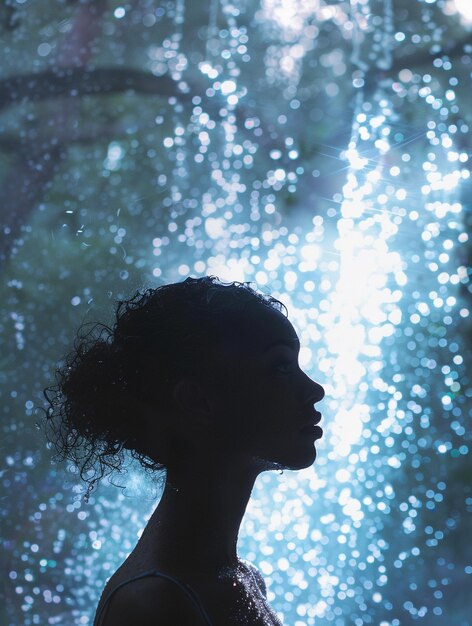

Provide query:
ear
left=172, top=378, right=213, bottom=424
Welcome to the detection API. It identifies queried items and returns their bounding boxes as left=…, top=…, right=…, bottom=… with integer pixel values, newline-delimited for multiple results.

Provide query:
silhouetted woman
left=44, top=276, right=325, bottom=625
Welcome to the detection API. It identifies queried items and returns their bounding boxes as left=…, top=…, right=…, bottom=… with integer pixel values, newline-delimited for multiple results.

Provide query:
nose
left=302, top=376, right=325, bottom=406
left=312, top=380, right=325, bottom=403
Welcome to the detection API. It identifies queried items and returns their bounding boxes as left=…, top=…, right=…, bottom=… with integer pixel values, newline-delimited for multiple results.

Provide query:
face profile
left=43, top=276, right=325, bottom=626
left=194, top=304, right=325, bottom=474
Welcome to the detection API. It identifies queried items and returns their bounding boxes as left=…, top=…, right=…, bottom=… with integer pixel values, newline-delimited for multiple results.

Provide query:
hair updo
left=42, top=275, right=287, bottom=497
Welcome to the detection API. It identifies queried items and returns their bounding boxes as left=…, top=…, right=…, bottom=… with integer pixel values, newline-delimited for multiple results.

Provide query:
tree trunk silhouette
left=0, top=0, right=107, bottom=265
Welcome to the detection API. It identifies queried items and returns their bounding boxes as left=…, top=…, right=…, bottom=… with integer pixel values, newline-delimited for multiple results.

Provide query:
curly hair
left=41, top=275, right=287, bottom=499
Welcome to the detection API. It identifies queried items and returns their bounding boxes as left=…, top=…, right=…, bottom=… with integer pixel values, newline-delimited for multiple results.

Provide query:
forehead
left=223, top=304, right=299, bottom=354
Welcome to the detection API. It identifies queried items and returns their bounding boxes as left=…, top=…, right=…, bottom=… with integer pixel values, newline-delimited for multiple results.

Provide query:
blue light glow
left=1, top=0, right=471, bottom=624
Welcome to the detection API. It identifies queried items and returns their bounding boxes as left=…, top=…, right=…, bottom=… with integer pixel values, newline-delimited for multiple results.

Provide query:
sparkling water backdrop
left=1, top=1, right=471, bottom=625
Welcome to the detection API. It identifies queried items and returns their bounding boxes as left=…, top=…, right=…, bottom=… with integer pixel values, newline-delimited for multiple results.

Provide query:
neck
left=143, top=455, right=259, bottom=573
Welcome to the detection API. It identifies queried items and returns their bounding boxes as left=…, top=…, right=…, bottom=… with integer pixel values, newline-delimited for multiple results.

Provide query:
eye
left=274, top=361, right=295, bottom=374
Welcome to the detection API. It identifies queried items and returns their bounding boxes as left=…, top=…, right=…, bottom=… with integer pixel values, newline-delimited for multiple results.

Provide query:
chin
left=297, top=442, right=320, bottom=467
left=252, top=443, right=318, bottom=473
left=273, top=448, right=318, bottom=472
left=287, top=453, right=317, bottom=471
left=287, top=439, right=319, bottom=468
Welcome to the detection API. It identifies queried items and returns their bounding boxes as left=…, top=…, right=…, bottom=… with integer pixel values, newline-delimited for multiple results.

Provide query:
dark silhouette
left=43, top=276, right=325, bottom=625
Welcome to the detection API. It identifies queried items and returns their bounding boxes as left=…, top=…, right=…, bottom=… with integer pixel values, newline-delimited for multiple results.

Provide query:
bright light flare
left=453, top=0, right=472, bottom=23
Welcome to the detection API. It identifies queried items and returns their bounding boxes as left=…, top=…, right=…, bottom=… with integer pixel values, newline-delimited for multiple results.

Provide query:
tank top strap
left=95, top=569, right=213, bottom=626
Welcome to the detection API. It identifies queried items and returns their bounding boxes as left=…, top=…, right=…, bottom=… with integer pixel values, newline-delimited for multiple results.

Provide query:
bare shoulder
left=95, top=575, right=209, bottom=626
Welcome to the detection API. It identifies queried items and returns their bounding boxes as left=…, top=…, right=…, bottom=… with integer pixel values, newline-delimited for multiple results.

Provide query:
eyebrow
left=264, top=338, right=300, bottom=352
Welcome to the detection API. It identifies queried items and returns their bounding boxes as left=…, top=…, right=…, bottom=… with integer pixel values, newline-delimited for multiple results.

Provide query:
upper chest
left=198, top=568, right=283, bottom=626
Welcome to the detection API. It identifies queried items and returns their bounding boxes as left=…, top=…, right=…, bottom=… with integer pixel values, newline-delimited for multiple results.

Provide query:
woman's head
left=43, top=276, right=325, bottom=495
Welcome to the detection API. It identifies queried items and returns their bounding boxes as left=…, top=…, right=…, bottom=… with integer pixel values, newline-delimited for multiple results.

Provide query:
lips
left=301, top=411, right=322, bottom=428
left=299, top=424, right=323, bottom=439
